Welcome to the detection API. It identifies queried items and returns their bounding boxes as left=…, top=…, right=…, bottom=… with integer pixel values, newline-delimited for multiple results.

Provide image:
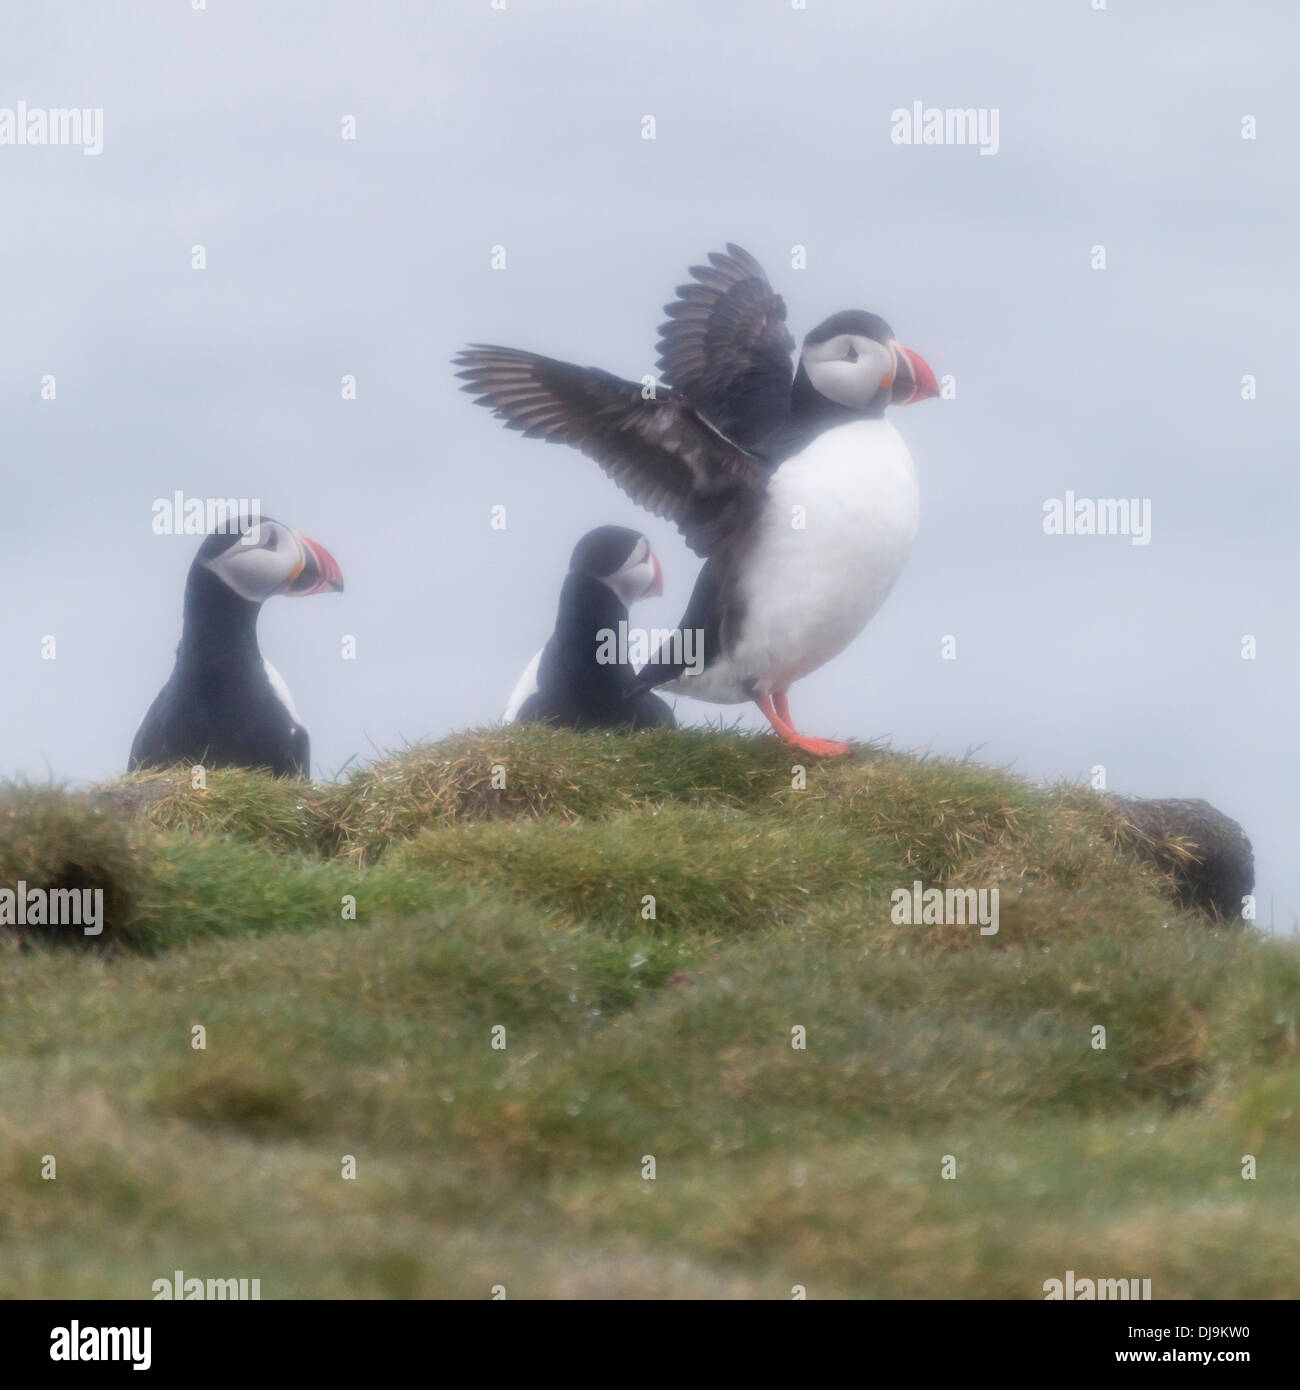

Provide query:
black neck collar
left=177, top=566, right=263, bottom=668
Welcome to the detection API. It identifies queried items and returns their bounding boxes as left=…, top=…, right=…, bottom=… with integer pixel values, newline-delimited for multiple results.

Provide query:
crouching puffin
left=455, top=243, right=938, bottom=756
left=504, top=525, right=676, bottom=730
left=129, top=515, right=344, bottom=777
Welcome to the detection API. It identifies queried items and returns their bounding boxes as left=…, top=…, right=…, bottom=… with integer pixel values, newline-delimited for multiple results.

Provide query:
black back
left=129, top=539, right=310, bottom=777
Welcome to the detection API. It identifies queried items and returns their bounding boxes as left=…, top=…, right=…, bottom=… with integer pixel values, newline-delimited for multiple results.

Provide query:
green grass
left=0, top=728, right=1296, bottom=1298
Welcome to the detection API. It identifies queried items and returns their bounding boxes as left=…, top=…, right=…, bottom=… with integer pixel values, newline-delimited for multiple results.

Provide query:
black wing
left=656, top=243, right=795, bottom=449
left=454, top=345, right=770, bottom=558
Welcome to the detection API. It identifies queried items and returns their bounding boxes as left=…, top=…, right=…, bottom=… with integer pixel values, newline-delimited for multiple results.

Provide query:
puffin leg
left=755, top=692, right=852, bottom=759
left=772, top=689, right=793, bottom=727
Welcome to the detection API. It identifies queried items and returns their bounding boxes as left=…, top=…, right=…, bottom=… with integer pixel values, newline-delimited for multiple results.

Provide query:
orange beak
left=890, top=343, right=940, bottom=405
left=287, top=533, right=345, bottom=595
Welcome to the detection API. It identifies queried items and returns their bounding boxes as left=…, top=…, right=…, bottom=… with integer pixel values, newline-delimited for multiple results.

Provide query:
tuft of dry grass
left=96, top=764, right=334, bottom=854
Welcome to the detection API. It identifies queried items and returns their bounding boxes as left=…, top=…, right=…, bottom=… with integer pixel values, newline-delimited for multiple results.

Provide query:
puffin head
left=799, top=310, right=938, bottom=413
left=570, top=525, right=663, bottom=606
left=195, top=515, right=345, bottom=606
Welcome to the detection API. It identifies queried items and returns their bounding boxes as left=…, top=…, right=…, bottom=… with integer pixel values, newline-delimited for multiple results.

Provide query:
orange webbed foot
left=754, top=693, right=853, bottom=757
left=784, top=734, right=853, bottom=758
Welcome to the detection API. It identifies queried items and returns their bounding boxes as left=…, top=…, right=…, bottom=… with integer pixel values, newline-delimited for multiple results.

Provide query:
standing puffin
left=455, top=243, right=938, bottom=756
left=504, top=525, right=676, bottom=730
left=129, top=515, right=344, bottom=777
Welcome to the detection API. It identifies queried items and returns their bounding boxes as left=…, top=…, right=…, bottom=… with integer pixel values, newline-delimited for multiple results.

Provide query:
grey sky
left=3, top=1, right=1297, bottom=929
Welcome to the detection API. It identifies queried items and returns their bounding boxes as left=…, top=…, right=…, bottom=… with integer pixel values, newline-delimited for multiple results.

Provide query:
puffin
left=504, top=525, right=676, bottom=730
left=455, top=243, right=938, bottom=756
left=129, top=515, right=344, bottom=777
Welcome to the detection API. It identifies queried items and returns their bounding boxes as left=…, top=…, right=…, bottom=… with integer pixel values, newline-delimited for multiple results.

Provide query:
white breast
left=263, top=659, right=303, bottom=727
left=671, top=418, right=919, bottom=703
left=503, top=647, right=543, bottom=722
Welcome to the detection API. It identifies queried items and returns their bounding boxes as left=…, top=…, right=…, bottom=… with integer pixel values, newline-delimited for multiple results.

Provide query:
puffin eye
left=265, top=529, right=278, bottom=551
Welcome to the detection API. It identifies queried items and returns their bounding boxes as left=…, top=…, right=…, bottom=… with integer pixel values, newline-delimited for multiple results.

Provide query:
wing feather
left=655, top=243, right=795, bottom=448
left=454, top=345, right=768, bottom=556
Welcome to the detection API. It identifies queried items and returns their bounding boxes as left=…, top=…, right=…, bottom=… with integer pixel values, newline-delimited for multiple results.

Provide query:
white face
left=601, top=535, right=661, bottom=606
left=203, top=520, right=307, bottom=603
left=802, top=334, right=896, bottom=410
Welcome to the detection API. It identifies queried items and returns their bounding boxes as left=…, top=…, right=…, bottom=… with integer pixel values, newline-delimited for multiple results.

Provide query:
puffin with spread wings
left=455, top=243, right=938, bottom=756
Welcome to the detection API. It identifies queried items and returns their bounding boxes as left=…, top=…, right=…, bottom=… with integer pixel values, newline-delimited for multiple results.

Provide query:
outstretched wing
left=454, top=345, right=770, bottom=557
left=656, top=243, right=795, bottom=449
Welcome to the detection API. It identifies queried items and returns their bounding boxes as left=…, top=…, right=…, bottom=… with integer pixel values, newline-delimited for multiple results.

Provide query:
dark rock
left=1106, top=795, right=1254, bottom=921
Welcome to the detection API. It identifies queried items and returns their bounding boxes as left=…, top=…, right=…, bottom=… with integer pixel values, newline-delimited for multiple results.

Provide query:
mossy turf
left=0, top=728, right=1295, bottom=1298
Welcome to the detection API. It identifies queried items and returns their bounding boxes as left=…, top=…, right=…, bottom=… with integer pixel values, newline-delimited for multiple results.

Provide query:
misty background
left=3, top=1, right=1297, bottom=929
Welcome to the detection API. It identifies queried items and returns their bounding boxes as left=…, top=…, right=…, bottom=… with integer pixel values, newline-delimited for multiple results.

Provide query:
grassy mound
left=100, top=765, right=333, bottom=854
left=0, top=727, right=1295, bottom=1298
